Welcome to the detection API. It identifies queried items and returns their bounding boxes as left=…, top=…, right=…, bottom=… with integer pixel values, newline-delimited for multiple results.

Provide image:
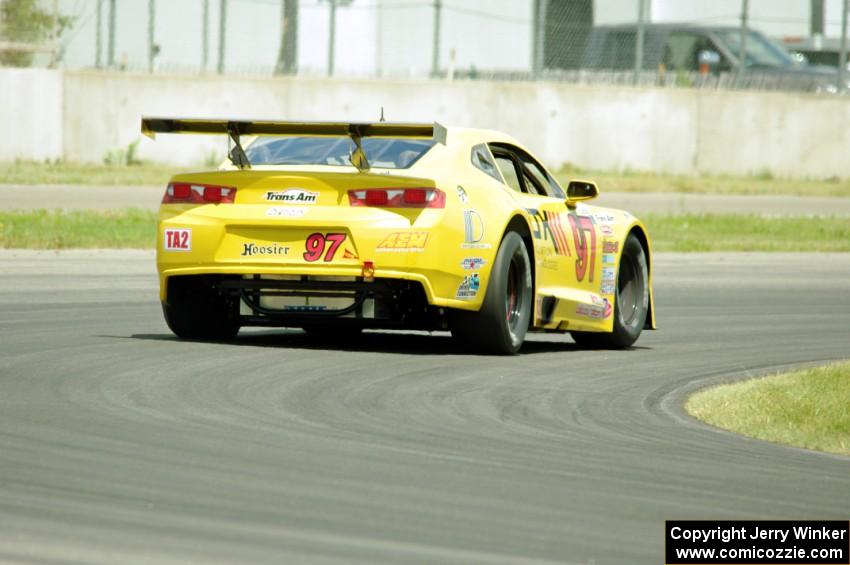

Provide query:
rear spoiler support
left=227, top=124, right=251, bottom=170
left=141, top=118, right=446, bottom=172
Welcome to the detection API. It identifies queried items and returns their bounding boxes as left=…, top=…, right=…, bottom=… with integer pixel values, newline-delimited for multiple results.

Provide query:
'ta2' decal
left=163, top=228, right=191, bottom=251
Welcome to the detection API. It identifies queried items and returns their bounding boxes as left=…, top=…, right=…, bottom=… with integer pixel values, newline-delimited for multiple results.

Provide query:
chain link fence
left=1, top=0, right=848, bottom=93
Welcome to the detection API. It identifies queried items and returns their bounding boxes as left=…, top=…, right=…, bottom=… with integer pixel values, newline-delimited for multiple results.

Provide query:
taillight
left=365, top=190, right=388, bottom=206
left=348, top=188, right=445, bottom=209
left=162, top=183, right=236, bottom=204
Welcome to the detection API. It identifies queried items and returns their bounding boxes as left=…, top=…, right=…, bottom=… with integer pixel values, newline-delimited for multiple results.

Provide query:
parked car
left=578, top=23, right=840, bottom=92
left=779, top=35, right=849, bottom=70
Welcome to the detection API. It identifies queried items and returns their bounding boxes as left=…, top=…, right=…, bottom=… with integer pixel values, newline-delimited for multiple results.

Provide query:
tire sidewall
left=484, top=232, right=532, bottom=352
left=613, top=234, right=648, bottom=343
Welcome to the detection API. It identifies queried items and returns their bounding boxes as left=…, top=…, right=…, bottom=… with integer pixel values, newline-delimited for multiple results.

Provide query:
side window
left=663, top=32, right=702, bottom=71
left=518, top=153, right=565, bottom=199
left=493, top=155, right=523, bottom=193
left=521, top=168, right=546, bottom=196
left=470, top=143, right=501, bottom=182
left=664, top=32, right=730, bottom=72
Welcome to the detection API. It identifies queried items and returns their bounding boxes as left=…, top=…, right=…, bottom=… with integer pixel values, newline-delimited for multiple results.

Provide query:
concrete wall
left=0, top=69, right=63, bottom=162
left=4, top=69, right=850, bottom=179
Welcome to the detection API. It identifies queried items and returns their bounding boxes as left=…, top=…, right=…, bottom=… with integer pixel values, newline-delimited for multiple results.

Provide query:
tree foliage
left=0, top=0, right=73, bottom=67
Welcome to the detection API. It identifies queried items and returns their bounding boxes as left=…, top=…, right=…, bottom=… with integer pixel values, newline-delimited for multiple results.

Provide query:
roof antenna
left=379, top=107, right=386, bottom=122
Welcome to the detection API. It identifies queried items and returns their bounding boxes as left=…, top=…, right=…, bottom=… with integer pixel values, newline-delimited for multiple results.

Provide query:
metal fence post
left=49, top=0, right=58, bottom=67
left=95, top=0, right=102, bottom=68
left=634, top=0, right=647, bottom=85
left=810, top=0, right=824, bottom=36
left=328, top=0, right=337, bottom=76
left=202, top=0, right=209, bottom=73
left=107, top=0, right=115, bottom=68
left=218, top=0, right=227, bottom=74
left=840, top=0, right=849, bottom=91
left=431, top=0, right=441, bottom=78
left=739, top=0, right=749, bottom=76
left=532, top=0, right=548, bottom=78
left=148, top=0, right=155, bottom=73
left=284, top=0, right=298, bottom=74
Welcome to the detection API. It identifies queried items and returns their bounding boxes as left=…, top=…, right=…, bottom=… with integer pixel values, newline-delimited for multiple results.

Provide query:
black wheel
left=571, top=233, right=648, bottom=349
left=162, top=276, right=240, bottom=340
left=450, top=231, right=532, bottom=354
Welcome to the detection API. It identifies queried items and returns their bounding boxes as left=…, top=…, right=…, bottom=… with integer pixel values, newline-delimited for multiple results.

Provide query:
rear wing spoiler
left=140, top=117, right=447, bottom=172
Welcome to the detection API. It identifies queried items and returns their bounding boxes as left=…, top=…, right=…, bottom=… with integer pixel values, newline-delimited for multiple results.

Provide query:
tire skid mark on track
left=1, top=251, right=850, bottom=564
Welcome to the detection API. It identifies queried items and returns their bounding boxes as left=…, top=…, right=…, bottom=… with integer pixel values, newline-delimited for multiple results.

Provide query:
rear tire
left=450, top=231, right=532, bottom=354
left=162, top=276, right=240, bottom=340
left=571, top=233, right=648, bottom=349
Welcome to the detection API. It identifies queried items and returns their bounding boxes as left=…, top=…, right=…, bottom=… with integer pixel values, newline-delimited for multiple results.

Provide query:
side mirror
left=566, top=180, right=599, bottom=204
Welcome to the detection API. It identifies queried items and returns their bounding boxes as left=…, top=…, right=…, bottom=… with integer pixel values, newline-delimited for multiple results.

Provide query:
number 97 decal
left=303, top=232, right=347, bottom=262
left=568, top=214, right=597, bottom=282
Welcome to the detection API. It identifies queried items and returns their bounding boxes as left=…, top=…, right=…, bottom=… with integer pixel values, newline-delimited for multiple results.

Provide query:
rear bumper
left=158, top=264, right=478, bottom=311
left=163, top=273, right=447, bottom=330
left=157, top=204, right=496, bottom=311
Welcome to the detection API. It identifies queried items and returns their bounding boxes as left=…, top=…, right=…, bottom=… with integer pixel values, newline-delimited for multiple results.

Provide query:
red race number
left=568, top=214, right=597, bottom=282
left=303, top=232, right=347, bottom=262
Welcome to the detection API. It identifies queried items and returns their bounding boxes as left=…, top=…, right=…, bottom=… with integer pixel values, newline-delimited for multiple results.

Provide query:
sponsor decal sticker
left=576, top=297, right=612, bottom=320
left=602, top=241, right=619, bottom=254
left=266, top=206, right=307, bottom=218
left=163, top=228, right=192, bottom=251
left=456, top=185, right=469, bottom=204
left=462, top=210, right=491, bottom=249
left=600, top=281, right=616, bottom=295
left=265, top=189, right=319, bottom=204
left=528, top=208, right=572, bottom=257
left=593, top=213, right=616, bottom=224
left=599, top=225, right=614, bottom=236
left=602, top=253, right=616, bottom=264
left=602, top=267, right=616, bottom=282
left=456, top=273, right=481, bottom=299
left=377, top=232, right=428, bottom=252
left=241, top=242, right=290, bottom=256
left=460, top=257, right=486, bottom=270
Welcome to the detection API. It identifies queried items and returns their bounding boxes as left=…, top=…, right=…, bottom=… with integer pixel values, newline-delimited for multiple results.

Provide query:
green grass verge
left=3, top=161, right=850, bottom=197
left=0, top=161, right=190, bottom=186
left=0, top=209, right=156, bottom=249
left=1, top=210, right=849, bottom=251
left=553, top=169, right=850, bottom=198
left=686, top=362, right=850, bottom=456
left=644, top=213, right=850, bottom=252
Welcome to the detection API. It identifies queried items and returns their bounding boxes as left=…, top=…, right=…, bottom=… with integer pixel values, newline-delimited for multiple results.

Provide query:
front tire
left=162, top=276, right=240, bottom=340
left=450, top=231, right=532, bottom=354
left=571, top=233, right=648, bottom=349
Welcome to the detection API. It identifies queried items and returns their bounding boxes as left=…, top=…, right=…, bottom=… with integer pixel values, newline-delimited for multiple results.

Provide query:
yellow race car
left=142, top=118, right=655, bottom=354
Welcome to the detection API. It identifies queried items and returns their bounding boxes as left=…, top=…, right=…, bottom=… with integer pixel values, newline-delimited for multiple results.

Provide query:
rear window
left=245, top=136, right=434, bottom=169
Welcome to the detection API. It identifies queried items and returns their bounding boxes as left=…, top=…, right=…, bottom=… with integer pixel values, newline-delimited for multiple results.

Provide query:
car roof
left=591, top=23, right=751, bottom=34
left=443, top=127, right=521, bottom=147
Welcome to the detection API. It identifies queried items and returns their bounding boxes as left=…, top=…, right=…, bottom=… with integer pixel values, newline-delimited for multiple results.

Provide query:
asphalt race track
left=0, top=250, right=848, bottom=564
